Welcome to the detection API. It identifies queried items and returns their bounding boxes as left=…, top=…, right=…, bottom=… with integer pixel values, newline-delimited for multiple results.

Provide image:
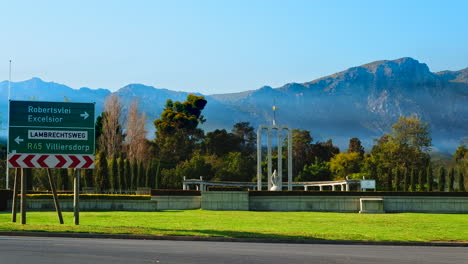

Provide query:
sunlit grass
left=0, top=210, right=466, bottom=242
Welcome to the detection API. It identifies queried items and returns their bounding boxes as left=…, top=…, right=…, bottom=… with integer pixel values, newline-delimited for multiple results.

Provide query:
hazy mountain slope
left=0, top=57, right=466, bottom=152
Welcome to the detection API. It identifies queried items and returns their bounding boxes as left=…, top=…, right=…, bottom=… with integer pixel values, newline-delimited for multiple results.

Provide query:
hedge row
left=23, top=194, right=151, bottom=200
left=248, top=191, right=468, bottom=197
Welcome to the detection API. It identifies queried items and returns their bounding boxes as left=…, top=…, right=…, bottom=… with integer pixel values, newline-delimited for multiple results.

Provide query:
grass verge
left=0, top=210, right=467, bottom=242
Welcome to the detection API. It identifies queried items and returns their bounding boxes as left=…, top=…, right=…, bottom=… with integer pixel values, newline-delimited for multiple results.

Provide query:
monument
left=256, top=104, right=293, bottom=191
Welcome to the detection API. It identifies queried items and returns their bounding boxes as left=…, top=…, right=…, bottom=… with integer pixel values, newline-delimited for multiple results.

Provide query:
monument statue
left=270, top=170, right=281, bottom=191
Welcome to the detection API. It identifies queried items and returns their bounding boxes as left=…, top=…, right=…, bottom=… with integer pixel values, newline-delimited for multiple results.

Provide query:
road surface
left=0, top=236, right=466, bottom=264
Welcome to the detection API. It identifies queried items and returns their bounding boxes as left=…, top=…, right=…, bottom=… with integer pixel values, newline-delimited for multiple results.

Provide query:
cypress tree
left=448, top=167, right=455, bottom=192
left=145, top=162, right=151, bottom=187
left=403, top=168, right=408, bottom=192
left=394, top=168, right=400, bottom=191
left=118, top=157, right=125, bottom=191
left=110, top=155, right=118, bottom=191
left=132, top=159, right=138, bottom=190
left=458, top=170, right=465, bottom=192
left=124, top=159, right=131, bottom=191
left=410, top=168, right=416, bottom=192
left=94, top=151, right=109, bottom=191
left=426, top=165, right=433, bottom=192
left=138, top=162, right=145, bottom=187
left=154, top=159, right=161, bottom=189
left=418, top=170, right=424, bottom=192
left=438, top=167, right=446, bottom=192
left=60, top=169, right=69, bottom=190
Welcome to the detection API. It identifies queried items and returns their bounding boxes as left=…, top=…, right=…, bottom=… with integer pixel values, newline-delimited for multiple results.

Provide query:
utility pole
left=6, top=60, right=11, bottom=189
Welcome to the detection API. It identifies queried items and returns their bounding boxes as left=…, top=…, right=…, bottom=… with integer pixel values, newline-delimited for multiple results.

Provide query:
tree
left=394, top=168, right=401, bottom=191
left=330, top=152, right=363, bottom=179
left=348, top=137, right=365, bottom=157
left=124, top=159, right=131, bottom=190
left=232, top=122, right=256, bottom=155
left=118, top=157, right=125, bottom=190
left=125, top=100, right=148, bottom=162
left=448, top=167, right=455, bottom=192
left=418, top=170, right=424, bottom=192
left=110, top=155, right=118, bottom=190
left=131, top=159, right=138, bottom=189
left=426, top=165, right=433, bottom=192
left=203, top=129, right=241, bottom=156
left=403, top=168, right=408, bottom=192
left=458, top=170, right=465, bottom=192
left=94, top=151, right=110, bottom=190
left=154, top=95, right=207, bottom=165
left=366, top=116, right=432, bottom=189
left=438, top=167, right=446, bottom=191
left=392, top=115, right=431, bottom=151
left=100, top=94, right=124, bottom=157
left=295, top=158, right=331, bottom=182
left=410, top=168, right=416, bottom=192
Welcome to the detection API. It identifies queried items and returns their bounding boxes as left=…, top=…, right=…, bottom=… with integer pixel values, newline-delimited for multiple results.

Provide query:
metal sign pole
left=74, top=168, right=80, bottom=225
left=47, top=168, right=64, bottom=224
left=20, top=168, right=26, bottom=225
left=11, top=168, right=19, bottom=222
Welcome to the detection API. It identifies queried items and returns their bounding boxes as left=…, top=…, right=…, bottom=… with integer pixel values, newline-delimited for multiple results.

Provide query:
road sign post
left=8, top=100, right=95, bottom=225
left=8, top=100, right=95, bottom=168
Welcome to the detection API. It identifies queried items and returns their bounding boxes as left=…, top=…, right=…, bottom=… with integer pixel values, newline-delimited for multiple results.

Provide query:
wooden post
left=47, top=168, right=64, bottom=224
left=73, top=169, right=80, bottom=225
left=20, top=168, right=26, bottom=225
left=11, top=168, right=20, bottom=222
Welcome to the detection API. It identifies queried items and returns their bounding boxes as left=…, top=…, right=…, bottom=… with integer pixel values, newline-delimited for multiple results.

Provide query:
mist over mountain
left=1, top=57, right=466, bottom=153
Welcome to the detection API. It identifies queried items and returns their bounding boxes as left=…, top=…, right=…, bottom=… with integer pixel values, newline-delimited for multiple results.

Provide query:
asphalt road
left=0, top=236, right=466, bottom=264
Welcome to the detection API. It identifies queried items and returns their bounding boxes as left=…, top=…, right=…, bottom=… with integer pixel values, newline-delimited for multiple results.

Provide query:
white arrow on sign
left=15, top=136, right=24, bottom=144
left=80, top=111, right=89, bottom=120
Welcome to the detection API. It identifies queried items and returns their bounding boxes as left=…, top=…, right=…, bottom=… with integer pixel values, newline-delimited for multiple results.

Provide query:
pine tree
left=448, top=167, right=455, bottom=192
left=426, top=165, right=433, bottom=191
left=438, top=167, right=446, bottom=192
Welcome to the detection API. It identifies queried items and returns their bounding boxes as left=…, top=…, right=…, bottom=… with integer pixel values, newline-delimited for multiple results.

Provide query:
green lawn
left=0, top=210, right=467, bottom=242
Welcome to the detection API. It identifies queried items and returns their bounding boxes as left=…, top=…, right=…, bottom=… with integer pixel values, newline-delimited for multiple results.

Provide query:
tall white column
left=277, top=128, right=282, bottom=190
left=257, top=128, right=262, bottom=190
left=267, top=128, right=273, bottom=190
left=287, top=129, right=293, bottom=191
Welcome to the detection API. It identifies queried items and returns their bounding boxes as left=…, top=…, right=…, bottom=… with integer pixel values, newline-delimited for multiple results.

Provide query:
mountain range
left=0, top=57, right=466, bottom=153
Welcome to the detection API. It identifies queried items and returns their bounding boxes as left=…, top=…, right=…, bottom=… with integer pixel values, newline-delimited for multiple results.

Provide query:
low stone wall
left=152, top=196, right=201, bottom=210
left=384, top=196, right=468, bottom=213
left=201, top=191, right=249, bottom=210
left=250, top=196, right=360, bottom=212
left=8, top=199, right=158, bottom=212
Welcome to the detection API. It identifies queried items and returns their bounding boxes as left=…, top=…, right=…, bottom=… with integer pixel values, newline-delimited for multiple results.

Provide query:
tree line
left=0, top=94, right=466, bottom=191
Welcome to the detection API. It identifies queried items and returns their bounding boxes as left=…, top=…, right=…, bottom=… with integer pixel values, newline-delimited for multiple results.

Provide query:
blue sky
left=1, top=0, right=467, bottom=94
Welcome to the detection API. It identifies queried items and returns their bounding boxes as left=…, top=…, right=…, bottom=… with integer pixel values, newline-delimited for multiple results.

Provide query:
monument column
left=277, top=128, right=282, bottom=190
left=267, top=128, right=273, bottom=190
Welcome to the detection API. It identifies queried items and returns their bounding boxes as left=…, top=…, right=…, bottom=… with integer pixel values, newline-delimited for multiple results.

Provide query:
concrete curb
left=0, top=231, right=466, bottom=247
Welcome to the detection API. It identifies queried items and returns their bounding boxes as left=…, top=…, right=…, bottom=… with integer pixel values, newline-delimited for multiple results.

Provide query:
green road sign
left=8, top=100, right=95, bottom=155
